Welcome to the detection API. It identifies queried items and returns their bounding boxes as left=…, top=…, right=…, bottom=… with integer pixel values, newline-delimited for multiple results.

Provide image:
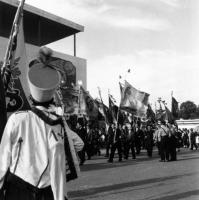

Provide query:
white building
left=176, top=119, right=199, bottom=130
left=0, top=0, right=87, bottom=88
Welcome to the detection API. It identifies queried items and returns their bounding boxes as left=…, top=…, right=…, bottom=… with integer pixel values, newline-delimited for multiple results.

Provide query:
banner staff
left=2, top=0, right=26, bottom=76
left=77, top=80, right=82, bottom=116
left=98, top=87, right=108, bottom=124
left=0, top=0, right=26, bottom=142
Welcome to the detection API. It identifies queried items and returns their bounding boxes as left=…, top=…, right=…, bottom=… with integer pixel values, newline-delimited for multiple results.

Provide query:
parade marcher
left=0, top=47, right=84, bottom=200
left=175, top=128, right=183, bottom=152
left=123, top=124, right=136, bottom=160
left=108, top=124, right=123, bottom=162
left=134, top=124, right=142, bottom=155
left=145, top=125, right=154, bottom=157
left=105, top=123, right=115, bottom=157
left=76, top=123, right=88, bottom=165
left=182, top=129, right=189, bottom=148
left=86, top=124, right=94, bottom=160
left=155, top=121, right=170, bottom=162
left=93, top=127, right=102, bottom=156
left=123, top=124, right=130, bottom=159
left=190, top=128, right=198, bottom=150
left=153, top=126, right=161, bottom=156
left=168, top=124, right=177, bottom=161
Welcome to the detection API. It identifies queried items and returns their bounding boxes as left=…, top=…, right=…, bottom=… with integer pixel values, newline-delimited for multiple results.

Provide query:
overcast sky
left=26, top=0, right=199, bottom=108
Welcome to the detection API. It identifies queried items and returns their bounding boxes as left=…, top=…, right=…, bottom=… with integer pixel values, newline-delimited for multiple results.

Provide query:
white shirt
left=0, top=108, right=84, bottom=200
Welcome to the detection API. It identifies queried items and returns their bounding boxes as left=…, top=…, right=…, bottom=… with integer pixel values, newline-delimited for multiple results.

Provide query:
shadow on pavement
left=149, top=189, right=199, bottom=200
left=175, top=156, right=199, bottom=162
left=80, top=155, right=159, bottom=172
left=68, top=172, right=194, bottom=199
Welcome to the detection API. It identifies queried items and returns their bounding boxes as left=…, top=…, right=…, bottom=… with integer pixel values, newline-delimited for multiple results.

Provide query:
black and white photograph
left=0, top=0, right=199, bottom=199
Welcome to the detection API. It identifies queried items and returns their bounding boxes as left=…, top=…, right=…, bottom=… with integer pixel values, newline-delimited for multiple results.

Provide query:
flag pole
left=0, top=0, right=26, bottom=142
left=115, top=82, right=122, bottom=131
left=98, top=87, right=108, bottom=124
left=2, top=0, right=26, bottom=75
left=98, top=87, right=109, bottom=133
left=77, top=80, right=82, bottom=117
left=171, top=90, right=173, bottom=112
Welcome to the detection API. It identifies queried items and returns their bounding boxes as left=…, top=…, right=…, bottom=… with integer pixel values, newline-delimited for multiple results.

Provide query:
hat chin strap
left=30, top=96, right=55, bottom=108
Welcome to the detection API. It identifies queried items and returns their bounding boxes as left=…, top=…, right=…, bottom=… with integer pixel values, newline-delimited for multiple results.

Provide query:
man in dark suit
left=123, top=124, right=136, bottom=160
left=108, top=124, right=123, bottom=162
left=105, top=123, right=114, bottom=157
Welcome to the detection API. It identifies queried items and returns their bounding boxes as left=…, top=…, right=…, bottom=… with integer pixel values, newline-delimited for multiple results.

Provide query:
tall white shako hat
left=28, top=46, right=61, bottom=103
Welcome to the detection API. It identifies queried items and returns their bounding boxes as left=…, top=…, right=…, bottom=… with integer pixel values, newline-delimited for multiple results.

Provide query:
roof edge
left=2, top=0, right=84, bottom=32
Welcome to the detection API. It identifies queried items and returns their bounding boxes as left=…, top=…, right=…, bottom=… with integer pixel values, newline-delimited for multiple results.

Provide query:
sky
left=25, top=0, right=199, bottom=109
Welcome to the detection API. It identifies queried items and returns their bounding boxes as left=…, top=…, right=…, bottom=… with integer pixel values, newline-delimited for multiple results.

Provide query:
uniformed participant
left=156, top=121, right=170, bottom=162
left=0, top=47, right=84, bottom=200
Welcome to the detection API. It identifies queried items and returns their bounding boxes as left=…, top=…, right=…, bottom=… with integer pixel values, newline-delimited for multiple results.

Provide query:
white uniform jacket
left=0, top=108, right=84, bottom=200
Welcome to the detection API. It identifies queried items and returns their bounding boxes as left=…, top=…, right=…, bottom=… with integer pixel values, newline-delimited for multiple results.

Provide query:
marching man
left=0, top=47, right=84, bottom=200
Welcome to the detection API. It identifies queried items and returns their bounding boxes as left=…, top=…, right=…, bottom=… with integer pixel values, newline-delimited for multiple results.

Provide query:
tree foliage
left=179, top=101, right=198, bottom=119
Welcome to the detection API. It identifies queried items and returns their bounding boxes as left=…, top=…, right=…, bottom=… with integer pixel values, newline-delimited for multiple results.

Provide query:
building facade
left=176, top=119, right=199, bottom=130
left=0, top=0, right=87, bottom=88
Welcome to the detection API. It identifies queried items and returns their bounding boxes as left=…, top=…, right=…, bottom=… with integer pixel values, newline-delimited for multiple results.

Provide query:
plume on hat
left=38, top=46, right=53, bottom=65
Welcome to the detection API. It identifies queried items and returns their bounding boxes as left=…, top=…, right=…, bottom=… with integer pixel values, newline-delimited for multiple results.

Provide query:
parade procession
left=0, top=0, right=199, bottom=200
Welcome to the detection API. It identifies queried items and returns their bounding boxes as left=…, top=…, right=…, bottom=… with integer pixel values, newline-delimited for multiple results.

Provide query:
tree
left=179, top=101, right=197, bottom=119
left=196, top=106, right=199, bottom=117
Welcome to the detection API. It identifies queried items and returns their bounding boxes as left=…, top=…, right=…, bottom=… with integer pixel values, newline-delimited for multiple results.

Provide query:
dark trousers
left=86, top=143, right=93, bottom=159
left=109, top=141, right=122, bottom=161
left=160, top=136, right=170, bottom=161
left=146, top=140, right=153, bottom=157
left=3, top=172, right=54, bottom=200
left=78, top=147, right=86, bottom=164
left=190, top=140, right=198, bottom=150
left=146, top=147, right=153, bottom=157
left=135, top=140, right=141, bottom=154
left=124, top=141, right=136, bottom=159
left=105, top=142, right=111, bottom=157
left=78, top=144, right=92, bottom=164
left=169, top=136, right=177, bottom=161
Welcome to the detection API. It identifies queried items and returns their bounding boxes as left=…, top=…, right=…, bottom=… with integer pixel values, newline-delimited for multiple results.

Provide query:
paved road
left=67, top=148, right=199, bottom=200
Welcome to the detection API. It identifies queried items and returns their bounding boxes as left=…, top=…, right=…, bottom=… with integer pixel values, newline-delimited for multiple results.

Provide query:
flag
left=171, top=97, right=179, bottom=118
left=119, top=82, right=124, bottom=95
left=57, top=86, right=86, bottom=115
left=165, top=106, right=174, bottom=124
left=2, top=0, right=30, bottom=115
left=108, top=94, right=125, bottom=125
left=155, top=107, right=166, bottom=122
left=147, top=104, right=156, bottom=122
left=109, top=95, right=118, bottom=124
left=95, top=99, right=110, bottom=122
left=81, top=87, right=98, bottom=120
left=5, top=20, right=30, bottom=115
left=97, top=87, right=111, bottom=125
left=0, top=0, right=29, bottom=140
left=120, top=81, right=149, bottom=117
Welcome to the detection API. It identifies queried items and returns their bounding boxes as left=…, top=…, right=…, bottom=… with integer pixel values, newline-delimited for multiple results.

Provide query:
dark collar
left=31, top=107, right=63, bottom=126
